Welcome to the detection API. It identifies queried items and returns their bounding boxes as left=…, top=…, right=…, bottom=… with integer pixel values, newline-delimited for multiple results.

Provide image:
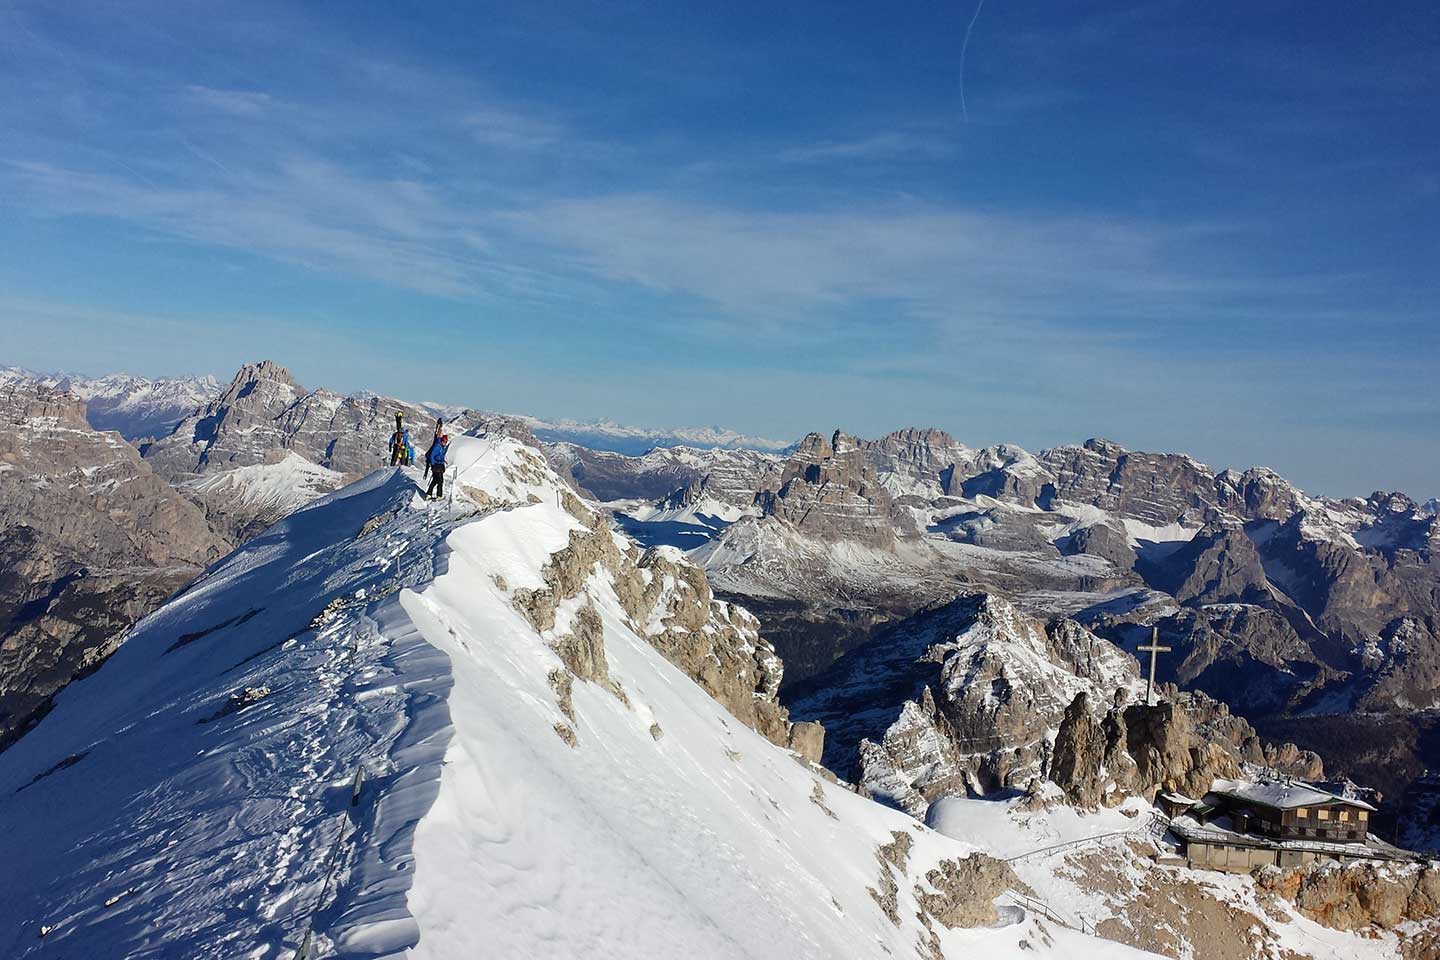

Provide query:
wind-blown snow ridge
left=0, top=435, right=1147, bottom=960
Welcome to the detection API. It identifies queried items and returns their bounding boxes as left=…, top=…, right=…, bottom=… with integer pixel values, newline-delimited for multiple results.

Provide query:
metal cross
left=1137, top=626, right=1172, bottom=707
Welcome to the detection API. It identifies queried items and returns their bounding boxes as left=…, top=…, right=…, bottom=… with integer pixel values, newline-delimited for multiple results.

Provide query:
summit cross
left=1137, top=627, right=1172, bottom=707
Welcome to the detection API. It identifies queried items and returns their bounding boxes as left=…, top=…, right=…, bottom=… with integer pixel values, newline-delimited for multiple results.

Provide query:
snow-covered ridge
left=0, top=435, right=1139, bottom=959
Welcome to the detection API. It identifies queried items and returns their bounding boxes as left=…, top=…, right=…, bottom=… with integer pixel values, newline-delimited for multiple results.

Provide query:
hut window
left=1296, top=808, right=1308, bottom=818
left=1317, top=809, right=1330, bottom=820
left=1358, top=811, right=1368, bottom=822
left=1338, top=810, right=1349, bottom=822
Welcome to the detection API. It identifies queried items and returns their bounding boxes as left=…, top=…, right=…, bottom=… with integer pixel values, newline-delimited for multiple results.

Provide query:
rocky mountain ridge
left=0, top=381, right=228, bottom=744
left=788, top=590, right=1321, bottom=820
left=0, top=366, right=221, bottom=440
left=606, top=426, right=1437, bottom=724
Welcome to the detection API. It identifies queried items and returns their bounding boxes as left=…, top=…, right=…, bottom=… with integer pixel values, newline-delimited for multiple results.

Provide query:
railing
left=995, top=818, right=1168, bottom=938
left=293, top=767, right=367, bottom=960
left=1003, top=818, right=1154, bottom=865
left=999, top=890, right=1094, bottom=936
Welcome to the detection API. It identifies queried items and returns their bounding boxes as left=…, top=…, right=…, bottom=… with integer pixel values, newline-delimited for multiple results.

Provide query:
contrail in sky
left=960, top=0, right=987, bottom=122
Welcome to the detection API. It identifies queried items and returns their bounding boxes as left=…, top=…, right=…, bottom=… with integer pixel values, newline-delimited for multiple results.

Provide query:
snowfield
left=0, top=436, right=1150, bottom=959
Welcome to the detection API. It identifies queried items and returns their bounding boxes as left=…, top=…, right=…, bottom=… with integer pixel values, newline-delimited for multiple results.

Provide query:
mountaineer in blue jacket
left=424, top=429, right=450, bottom=500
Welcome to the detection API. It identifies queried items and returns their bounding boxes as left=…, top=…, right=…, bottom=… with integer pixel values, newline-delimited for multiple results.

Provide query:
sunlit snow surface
left=1, top=437, right=1151, bottom=959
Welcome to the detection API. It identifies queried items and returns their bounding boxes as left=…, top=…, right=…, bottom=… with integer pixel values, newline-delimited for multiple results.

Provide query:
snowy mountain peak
left=0, top=366, right=223, bottom=440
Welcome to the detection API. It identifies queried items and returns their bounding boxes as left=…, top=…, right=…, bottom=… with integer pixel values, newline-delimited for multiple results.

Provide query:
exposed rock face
left=861, top=428, right=974, bottom=500
left=790, top=592, right=1142, bottom=815
left=1214, top=467, right=1307, bottom=521
left=143, top=360, right=527, bottom=483
left=1247, top=507, right=1440, bottom=655
left=0, top=383, right=228, bottom=744
left=1050, top=692, right=1108, bottom=807
left=915, top=853, right=1020, bottom=929
left=1142, top=523, right=1272, bottom=606
left=1255, top=861, right=1440, bottom=932
left=0, top=368, right=222, bottom=441
left=957, top=444, right=1054, bottom=505
left=142, top=361, right=305, bottom=478
left=1047, top=686, right=1317, bottom=809
left=545, top=442, right=777, bottom=506
left=1038, top=438, right=1221, bottom=526
left=1121, top=698, right=1243, bottom=799
left=1139, top=604, right=1336, bottom=716
left=508, top=496, right=818, bottom=759
left=1058, top=518, right=1136, bottom=571
left=756, top=431, right=913, bottom=548
left=865, top=828, right=1019, bottom=938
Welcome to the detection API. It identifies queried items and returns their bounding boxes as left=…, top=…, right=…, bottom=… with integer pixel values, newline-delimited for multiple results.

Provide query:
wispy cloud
left=779, top=130, right=956, bottom=164
left=503, top=193, right=1265, bottom=337
left=463, top=105, right=565, bottom=150
left=183, top=85, right=274, bottom=117
left=3, top=157, right=507, bottom=298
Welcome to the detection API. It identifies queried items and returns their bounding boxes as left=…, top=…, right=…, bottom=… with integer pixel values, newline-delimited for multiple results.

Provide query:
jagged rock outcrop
left=915, top=853, right=1020, bottom=929
left=508, top=496, right=820, bottom=760
left=143, top=360, right=528, bottom=483
left=1048, top=686, right=1320, bottom=809
left=1050, top=692, right=1109, bottom=807
left=1214, top=467, right=1308, bottom=521
left=791, top=592, right=1143, bottom=815
left=1141, top=522, right=1272, bottom=606
left=1255, top=861, right=1440, bottom=933
left=1038, top=438, right=1221, bottom=526
left=142, top=361, right=305, bottom=478
left=1122, top=698, right=1243, bottom=799
left=861, top=428, right=974, bottom=501
left=757, top=431, right=914, bottom=548
left=0, top=382, right=228, bottom=745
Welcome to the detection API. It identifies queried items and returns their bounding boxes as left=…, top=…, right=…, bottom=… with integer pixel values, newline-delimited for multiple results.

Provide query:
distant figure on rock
left=424, top=429, right=450, bottom=500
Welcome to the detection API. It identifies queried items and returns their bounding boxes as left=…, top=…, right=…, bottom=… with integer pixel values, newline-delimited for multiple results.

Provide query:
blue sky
left=0, top=1, right=1436, bottom=498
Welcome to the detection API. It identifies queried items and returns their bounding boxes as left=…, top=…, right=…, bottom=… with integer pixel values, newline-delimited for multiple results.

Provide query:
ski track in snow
left=0, top=459, right=477, bottom=958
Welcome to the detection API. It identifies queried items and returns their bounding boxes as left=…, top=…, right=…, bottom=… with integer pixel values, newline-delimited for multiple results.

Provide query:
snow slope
left=183, top=452, right=349, bottom=540
left=0, top=435, right=1146, bottom=959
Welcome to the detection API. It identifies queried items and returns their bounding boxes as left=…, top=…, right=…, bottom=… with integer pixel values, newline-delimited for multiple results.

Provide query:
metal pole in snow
left=350, top=767, right=365, bottom=807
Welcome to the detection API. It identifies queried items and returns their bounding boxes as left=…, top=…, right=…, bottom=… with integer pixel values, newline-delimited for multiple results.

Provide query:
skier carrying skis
left=389, top=424, right=413, bottom=466
left=424, top=429, right=450, bottom=499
